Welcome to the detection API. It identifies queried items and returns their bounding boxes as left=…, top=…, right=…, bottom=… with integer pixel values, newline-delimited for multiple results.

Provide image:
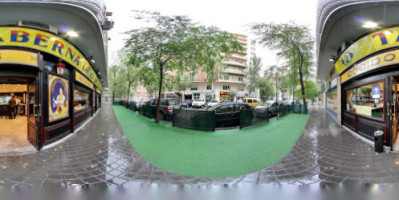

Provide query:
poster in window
left=49, top=74, right=69, bottom=121
left=372, top=84, right=380, bottom=98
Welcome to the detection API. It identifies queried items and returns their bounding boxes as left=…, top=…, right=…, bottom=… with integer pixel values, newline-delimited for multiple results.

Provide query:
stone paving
left=1, top=103, right=399, bottom=188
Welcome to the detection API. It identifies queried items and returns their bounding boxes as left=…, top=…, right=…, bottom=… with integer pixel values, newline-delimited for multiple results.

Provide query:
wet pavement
left=1, top=103, right=399, bottom=188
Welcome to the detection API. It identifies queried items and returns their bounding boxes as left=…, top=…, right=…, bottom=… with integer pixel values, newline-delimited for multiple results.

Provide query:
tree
left=247, top=55, right=262, bottom=95
left=125, top=11, right=242, bottom=123
left=258, top=77, right=275, bottom=100
left=264, top=65, right=284, bottom=102
left=295, top=80, right=321, bottom=101
left=125, top=11, right=196, bottom=123
left=251, top=22, right=314, bottom=105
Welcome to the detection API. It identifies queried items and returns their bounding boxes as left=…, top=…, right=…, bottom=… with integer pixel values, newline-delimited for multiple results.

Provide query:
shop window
left=74, top=89, right=91, bottom=112
left=327, top=88, right=338, bottom=113
left=345, top=81, right=384, bottom=119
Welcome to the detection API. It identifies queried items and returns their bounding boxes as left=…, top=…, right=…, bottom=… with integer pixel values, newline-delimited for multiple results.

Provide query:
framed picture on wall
left=48, top=74, right=69, bottom=122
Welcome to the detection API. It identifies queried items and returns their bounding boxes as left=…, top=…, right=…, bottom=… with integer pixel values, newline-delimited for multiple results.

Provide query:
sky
left=104, top=0, right=318, bottom=73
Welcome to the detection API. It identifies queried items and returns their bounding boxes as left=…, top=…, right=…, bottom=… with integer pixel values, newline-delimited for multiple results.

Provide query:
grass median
left=113, top=105, right=309, bottom=178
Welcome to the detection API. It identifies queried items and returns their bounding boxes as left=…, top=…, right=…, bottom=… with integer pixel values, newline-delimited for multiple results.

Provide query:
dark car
left=208, top=102, right=253, bottom=127
left=268, top=101, right=285, bottom=116
left=180, top=99, right=193, bottom=107
left=146, top=98, right=179, bottom=120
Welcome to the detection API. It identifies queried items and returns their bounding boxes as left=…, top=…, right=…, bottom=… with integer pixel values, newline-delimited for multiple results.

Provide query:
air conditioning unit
left=18, top=20, right=58, bottom=34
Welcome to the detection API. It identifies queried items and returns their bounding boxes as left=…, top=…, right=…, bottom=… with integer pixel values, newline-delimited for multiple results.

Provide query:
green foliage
left=247, top=55, right=262, bottom=94
left=295, top=80, right=321, bottom=100
left=252, top=22, right=314, bottom=104
left=123, top=11, right=242, bottom=123
left=258, top=77, right=275, bottom=99
left=227, top=90, right=237, bottom=99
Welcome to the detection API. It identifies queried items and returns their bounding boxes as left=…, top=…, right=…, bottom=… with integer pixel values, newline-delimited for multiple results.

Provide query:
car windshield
left=210, top=100, right=217, bottom=103
left=194, top=99, right=204, bottom=102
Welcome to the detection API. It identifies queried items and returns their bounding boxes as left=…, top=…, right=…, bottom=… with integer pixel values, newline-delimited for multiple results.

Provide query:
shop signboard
left=341, top=49, right=399, bottom=83
left=75, top=71, right=94, bottom=90
left=335, top=26, right=399, bottom=75
left=96, top=88, right=102, bottom=94
left=49, top=74, right=69, bottom=121
left=0, top=26, right=102, bottom=90
left=0, top=49, right=38, bottom=67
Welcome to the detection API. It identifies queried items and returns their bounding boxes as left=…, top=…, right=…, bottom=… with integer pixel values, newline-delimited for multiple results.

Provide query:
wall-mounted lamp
left=89, top=56, right=95, bottom=64
left=329, top=56, right=337, bottom=62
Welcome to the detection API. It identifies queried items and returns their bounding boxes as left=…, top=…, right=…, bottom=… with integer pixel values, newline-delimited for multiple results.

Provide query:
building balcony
left=223, top=60, right=246, bottom=68
left=216, top=79, right=245, bottom=84
left=224, top=68, right=245, bottom=75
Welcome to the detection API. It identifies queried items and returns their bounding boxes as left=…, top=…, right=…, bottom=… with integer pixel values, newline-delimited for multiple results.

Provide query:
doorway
left=0, top=77, right=40, bottom=150
left=390, top=76, right=399, bottom=151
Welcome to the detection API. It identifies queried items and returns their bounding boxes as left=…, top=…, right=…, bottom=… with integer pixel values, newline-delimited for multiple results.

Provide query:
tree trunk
left=298, top=59, right=307, bottom=106
left=156, top=64, right=163, bottom=123
left=127, top=82, right=131, bottom=102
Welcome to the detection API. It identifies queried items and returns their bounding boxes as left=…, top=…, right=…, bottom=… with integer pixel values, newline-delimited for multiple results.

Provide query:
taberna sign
left=341, top=49, right=399, bottom=83
left=335, top=26, right=399, bottom=75
left=0, top=26, right=102, bottom=91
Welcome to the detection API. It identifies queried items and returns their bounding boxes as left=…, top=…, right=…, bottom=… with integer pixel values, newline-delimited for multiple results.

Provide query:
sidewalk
left=0, top=103, right=398, bottom=188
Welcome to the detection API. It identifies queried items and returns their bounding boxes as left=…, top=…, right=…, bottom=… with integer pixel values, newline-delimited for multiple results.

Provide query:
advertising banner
left=49, top=74, right=69, bottom=121
left=0, top=26, right=102, bottom=90
left=335, top=26, right=399, bottom=75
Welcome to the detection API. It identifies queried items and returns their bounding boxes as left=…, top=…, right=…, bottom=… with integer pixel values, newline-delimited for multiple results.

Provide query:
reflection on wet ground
left=1, top=103, right=399, bottom=190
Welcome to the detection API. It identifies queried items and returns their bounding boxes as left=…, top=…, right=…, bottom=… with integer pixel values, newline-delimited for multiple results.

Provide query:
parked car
left=207, top=100, right=218, bottom=107
left=180, top=99, right=193, bottom=107
left=255, top=101, right=273, bottom=109
left=243, top=97, right=261, bottom=108
left=220, top=99, right=232, bottom=103
left=146, top=98, right=180, bottom=120
left=268, top=101, right=286, bottom=116
left=192, top=99, right=206, bottom=108
left=135, top=99, right=149, bottom=110
left=208, top=102, right=253, bottom=127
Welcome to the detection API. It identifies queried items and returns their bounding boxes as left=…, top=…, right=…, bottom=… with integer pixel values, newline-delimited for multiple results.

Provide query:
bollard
left=374, top=130, right=384, bottom=153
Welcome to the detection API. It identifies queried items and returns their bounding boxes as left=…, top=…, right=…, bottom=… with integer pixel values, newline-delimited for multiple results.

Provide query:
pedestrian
left=8, top=95, right=17, bottom=119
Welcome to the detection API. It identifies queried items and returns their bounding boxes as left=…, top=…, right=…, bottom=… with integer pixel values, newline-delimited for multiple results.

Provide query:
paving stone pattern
left=1, top=103, right=399, bottom=188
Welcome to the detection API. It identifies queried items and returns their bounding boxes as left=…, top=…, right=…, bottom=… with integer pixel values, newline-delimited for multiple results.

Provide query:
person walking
left=8, top=96, right=17, bottom=119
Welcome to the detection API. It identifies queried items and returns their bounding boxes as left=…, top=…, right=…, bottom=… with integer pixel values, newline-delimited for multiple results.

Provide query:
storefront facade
left=0, top=1, right=112, bottom=150
left=317, top=0, right=399, bottom=150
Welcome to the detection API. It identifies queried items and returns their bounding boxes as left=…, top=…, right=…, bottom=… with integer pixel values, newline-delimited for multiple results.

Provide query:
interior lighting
left=66, top=31, right=79, bottom=37
left=362, top=21, right=378, bottom=28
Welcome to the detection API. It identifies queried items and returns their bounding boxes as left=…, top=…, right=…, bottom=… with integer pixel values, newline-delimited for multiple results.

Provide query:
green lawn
left=113, top=106, right=309, bottom=178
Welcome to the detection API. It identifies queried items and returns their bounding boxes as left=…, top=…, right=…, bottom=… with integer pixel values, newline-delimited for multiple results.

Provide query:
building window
left=345, top=81, right=383, bottom=119
left=223, top=85, right=230, bottom=90
left=238, top=76, right=243, bottom=82
left=194, top=93, right=200, bottom=99
left=224, top=58, right=229, bottom=61
left=238, top=85, right=244, bottom=91
left=224, top=75, right=229, bottom=80
left=191, top=85, right=198, bottom=90
left=207, top=84, right=212, bottom=90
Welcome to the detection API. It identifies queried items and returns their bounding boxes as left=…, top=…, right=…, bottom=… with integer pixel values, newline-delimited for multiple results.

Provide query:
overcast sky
left=104, top=0, right=318, bottom=73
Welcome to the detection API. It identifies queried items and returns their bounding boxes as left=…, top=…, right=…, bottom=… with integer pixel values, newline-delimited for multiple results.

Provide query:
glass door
left=390, top=76, right=399, bottom=150
left=27, top=76, right=42, bottom=150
